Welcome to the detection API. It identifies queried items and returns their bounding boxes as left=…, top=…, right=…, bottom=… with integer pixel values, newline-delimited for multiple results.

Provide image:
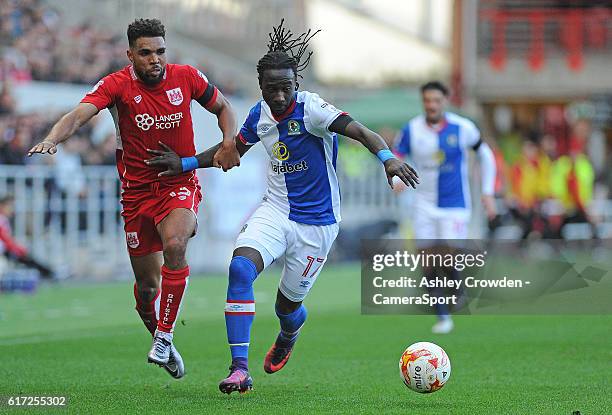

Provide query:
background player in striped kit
left=394, top=81, right=497, bottom=334
left=145, top=20, right=419, bottom=394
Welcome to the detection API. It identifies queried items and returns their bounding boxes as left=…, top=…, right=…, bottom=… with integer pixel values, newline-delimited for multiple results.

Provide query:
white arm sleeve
left=305, top=92, right=345, bottom=133
left=476, top=142, right=496, bottom=196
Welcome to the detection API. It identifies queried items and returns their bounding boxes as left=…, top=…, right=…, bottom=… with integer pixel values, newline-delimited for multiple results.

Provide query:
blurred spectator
left=605, top=151, right=612, bottom=199
left=567, top=119, right=590, bottom=159
left=507, top=133, right=552, bottom=239
left=83, top=132, right=116, bottom=166
left=53, top=136, right=87, bottom=197
left=0, top=194, right=53, bottom=279
left=550, top=139, right=597, bottom=238
left=492, top=145, right=507, bottom=197
left=0, top=126, right=27, bottom=164
left=540, top=134, right=558, bottom=161
left=0, top=81, right=16, bottom=114
left=98, top=133, right=117, bottom=165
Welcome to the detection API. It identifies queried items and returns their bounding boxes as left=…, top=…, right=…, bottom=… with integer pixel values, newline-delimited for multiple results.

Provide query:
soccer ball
left=399, top=342, right=451, bottom=393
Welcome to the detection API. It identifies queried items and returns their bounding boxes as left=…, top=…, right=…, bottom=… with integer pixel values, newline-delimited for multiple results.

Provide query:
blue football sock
left=231, top=357, right=248, bottom=372
left=276, top=304, right=307, bottom=342
left=432, top=286, right=450, bottom=318
left=425, top=267, right=450, bottom=319
left=225, top=256, right=258, bottom=367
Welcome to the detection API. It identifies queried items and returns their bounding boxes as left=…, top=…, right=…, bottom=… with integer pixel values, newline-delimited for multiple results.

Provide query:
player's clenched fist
left=213, top=140, right=240, bottom=172
left=384, top=158, right=419, bottom=189
left=27, top=141, right=57, bottom=157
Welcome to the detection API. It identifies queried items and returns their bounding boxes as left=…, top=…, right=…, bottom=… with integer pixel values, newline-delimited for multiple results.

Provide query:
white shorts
left=235, top=201, right=339, bottom=302
left=413, top=203, right=470, bottom=243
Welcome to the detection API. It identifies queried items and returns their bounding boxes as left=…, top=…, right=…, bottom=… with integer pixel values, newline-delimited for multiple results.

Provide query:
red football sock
left=157, top=265, right=190, bottom=333
left=134, top=283, right=160, bottom=335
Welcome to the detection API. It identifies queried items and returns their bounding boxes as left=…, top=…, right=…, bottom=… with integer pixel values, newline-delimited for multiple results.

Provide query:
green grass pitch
left=1, top=264, right=610, bottom=414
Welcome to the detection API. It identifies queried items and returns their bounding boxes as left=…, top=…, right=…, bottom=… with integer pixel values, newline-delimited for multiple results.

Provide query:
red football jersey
left=81, top=64, right=218, bottom=189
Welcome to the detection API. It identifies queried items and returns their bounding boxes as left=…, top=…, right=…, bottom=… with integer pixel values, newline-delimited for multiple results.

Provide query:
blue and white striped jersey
left=395, top=112, right=481, bottom=211
left=238, top=91, right=344, bottom=225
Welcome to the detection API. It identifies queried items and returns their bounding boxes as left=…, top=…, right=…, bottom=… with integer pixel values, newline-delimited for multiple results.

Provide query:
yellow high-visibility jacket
left=551, top=154, right=594, bottom=211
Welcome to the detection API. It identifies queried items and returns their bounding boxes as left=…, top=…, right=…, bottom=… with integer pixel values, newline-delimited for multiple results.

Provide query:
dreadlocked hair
left=256, top=19, right=320, bottom=85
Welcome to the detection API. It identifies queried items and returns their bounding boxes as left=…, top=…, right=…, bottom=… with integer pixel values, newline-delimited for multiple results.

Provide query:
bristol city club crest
left=126, top=232, right=140, bottom=249
left=166, top=87, right=183, bottom=106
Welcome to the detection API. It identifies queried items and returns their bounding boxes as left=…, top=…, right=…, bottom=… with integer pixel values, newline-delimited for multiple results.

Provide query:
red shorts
left=122, top=180, right=202, bottom=256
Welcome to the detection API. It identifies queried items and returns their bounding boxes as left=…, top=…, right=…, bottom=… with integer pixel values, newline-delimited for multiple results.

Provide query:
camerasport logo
left=135, top=112, right=183, bottom=131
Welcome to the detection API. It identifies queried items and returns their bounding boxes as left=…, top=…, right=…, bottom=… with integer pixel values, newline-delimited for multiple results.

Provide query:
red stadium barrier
left=480, top=7, right=612, bottom=72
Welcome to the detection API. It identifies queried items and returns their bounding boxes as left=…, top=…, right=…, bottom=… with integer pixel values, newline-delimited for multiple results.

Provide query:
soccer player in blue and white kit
left=145, top=22, right=419, bottom=393
left=395, top=81, right=497, bottom=334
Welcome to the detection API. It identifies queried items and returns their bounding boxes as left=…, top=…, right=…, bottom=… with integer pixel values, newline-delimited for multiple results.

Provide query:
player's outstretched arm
left=145, top=138, right=252, bottom=177
left=204, top=90, right=240, bottom=171
left=27, top=103, right=99, bottom=157
left=329, top=116, right=419, bottom=189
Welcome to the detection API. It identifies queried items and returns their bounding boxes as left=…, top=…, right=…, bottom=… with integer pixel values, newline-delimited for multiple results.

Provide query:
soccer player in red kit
left=27, top=18, right=240, bottom=378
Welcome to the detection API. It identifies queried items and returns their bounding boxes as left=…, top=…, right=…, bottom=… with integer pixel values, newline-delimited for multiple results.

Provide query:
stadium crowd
left=0, top=82, right=116, bottom=167
left=1, top=1, right=609, bottom=240
left=487, top=103, right=611, bottom=239
left=0, top=0, right=130, bottom=167
left=1, top=0, right=124, bottom=84
left=0, top=0, right=240, bottom=168
left=493, top=126, right=598, bottom=238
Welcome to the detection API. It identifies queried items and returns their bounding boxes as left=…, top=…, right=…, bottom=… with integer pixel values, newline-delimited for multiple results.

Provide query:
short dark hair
left=526, top=130, right=540, bottom=144
left=127, top=18, right=165, bottom=47
left=421, top=81, right=449, bottom=96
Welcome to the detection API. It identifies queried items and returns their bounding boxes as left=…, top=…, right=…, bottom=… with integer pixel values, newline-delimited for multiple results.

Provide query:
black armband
left=472, top=138, right=483, bottom=151
left=196, top=83, right=217, bottom=108
left=329, top=114, right=354, bottom=134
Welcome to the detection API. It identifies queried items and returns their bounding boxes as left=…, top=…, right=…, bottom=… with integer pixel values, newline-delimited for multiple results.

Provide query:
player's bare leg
left=147, top=208, right=195, bottom=370
left=131, top=252, right=185, bottom=379
left=264, top=290, right=306, bottom=374
left=218, top=247, right=263, bottom=394
left=131, top=253, right=162, bottom=334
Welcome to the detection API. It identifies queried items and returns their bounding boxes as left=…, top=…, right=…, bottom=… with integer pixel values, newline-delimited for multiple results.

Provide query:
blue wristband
left=181, top=156, right=199, bottom=172
left=376, top=149, right=395, bottom=164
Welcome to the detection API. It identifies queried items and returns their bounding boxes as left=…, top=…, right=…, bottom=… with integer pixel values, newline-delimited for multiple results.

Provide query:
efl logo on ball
left=399, top=342, right=451, bottom=393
